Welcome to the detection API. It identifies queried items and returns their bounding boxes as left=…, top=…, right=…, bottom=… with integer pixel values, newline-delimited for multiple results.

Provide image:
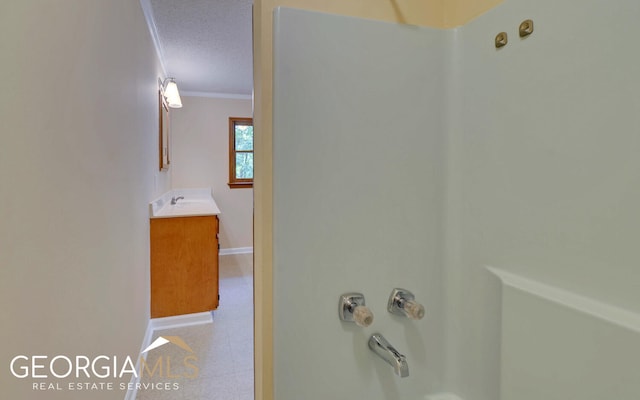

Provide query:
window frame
left=228, top=117, right=254, bottom=189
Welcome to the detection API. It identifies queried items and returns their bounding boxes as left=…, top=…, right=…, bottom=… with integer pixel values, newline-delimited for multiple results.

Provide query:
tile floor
left=136, top=254, right=254, bottom=400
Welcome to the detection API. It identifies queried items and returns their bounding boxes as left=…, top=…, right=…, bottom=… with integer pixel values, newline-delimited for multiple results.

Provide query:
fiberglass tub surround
left=271, top=1, right=640, bottom=399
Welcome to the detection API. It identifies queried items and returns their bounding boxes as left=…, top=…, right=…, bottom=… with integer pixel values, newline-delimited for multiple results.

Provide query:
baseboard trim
left=219, top=247, right=253, bottom=256
left=124, top=320, right=155, bottom=400
left=124, top=312, right=214, bottom=399
left=150, top=311, right=214, bottom=330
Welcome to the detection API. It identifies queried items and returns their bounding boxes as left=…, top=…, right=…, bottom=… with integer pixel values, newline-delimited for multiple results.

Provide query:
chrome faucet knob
left=352, top=304, right=374, bottom=327
left=402, top=299, right=425, bottom=320
left=339, top=293, right=374, bottom=327
left=388, top=288, right=425, bottom=320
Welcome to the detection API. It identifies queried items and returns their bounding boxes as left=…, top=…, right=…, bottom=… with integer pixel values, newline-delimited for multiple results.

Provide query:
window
left=228, top=117, right=254, bottom=188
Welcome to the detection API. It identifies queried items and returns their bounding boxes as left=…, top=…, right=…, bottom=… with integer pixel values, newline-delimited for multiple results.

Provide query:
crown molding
left=139, top=0, right=167, bottom=77
left=181, top=91, right=252, bottom=100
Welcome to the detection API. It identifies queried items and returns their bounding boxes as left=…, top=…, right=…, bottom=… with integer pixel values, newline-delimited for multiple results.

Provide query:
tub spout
left=368, top=333, right=409, bottom=378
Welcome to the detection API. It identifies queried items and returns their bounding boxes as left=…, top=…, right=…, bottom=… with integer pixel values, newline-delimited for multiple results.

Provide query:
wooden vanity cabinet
left=150, top=215, right=219, bottom=318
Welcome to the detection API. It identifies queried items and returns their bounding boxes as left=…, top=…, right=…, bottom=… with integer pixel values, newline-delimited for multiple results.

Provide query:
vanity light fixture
left=160, top=77, right=183, bottom=108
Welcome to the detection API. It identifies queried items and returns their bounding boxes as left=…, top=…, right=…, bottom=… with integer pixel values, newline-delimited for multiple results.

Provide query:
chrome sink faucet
left=368, top=333, right=409, bottom=377
left=171, top=196, right=184, bottom=205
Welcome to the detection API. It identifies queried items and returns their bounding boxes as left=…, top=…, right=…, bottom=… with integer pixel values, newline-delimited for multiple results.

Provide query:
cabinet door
left=151, top=216, right=219, bottom=318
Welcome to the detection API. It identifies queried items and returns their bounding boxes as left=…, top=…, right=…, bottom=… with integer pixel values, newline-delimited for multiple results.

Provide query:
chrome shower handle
left=388, top=288, right=425, bottom=320
left=339, top=293, right=374, bottom=327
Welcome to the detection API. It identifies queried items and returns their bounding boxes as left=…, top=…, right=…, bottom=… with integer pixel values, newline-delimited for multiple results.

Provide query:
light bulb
left=163, top=79, right=182, bottom=108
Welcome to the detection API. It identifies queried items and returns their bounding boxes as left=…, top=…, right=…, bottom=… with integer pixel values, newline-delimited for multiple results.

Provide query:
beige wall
left=170, top=96, right=253, bottom=250
left=0, top=1, right=167, bottom=398
left=252, top=1, right=503, bottom=399
left=445, top=0, right=502, bottom=27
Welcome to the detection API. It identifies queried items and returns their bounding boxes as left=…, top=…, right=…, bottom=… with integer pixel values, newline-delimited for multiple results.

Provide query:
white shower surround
left=272, top=1, right=640, bottom=399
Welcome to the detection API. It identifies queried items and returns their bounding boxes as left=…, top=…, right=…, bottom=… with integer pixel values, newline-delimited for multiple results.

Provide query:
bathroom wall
left=0, top=1, right=167, bottom=399
left=270, top=1, right=640, bottom=399
left=253, top=1, right=503, bottom=398
left=170, top=95, right=253, bottom=250
left=272, top=8, right=447, bottom=399
left=445, top=0, right=640, bottom=399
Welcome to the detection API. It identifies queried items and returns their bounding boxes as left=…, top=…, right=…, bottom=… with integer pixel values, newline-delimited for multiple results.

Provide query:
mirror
left=159, top=91, right=170, bottom=171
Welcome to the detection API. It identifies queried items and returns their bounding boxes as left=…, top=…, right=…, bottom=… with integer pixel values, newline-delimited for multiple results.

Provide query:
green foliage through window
left=235, top=124, right=253, bottom=151
left=236, top=153, right=253, bottom=179
left=229, top=117, right=253, bottom=188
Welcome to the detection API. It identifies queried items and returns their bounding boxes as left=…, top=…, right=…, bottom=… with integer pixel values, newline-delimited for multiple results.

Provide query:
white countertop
left=149, top=188, right=221, bottom=219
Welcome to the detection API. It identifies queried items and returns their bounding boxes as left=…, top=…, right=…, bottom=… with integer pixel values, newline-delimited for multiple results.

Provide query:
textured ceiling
left=145, top=0, right=253, bottom=96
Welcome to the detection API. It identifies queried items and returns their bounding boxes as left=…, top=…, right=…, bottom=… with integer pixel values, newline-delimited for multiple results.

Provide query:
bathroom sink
left=173, top=199, right=206, bottom=206
left=149, top=188, right=221, bottom=218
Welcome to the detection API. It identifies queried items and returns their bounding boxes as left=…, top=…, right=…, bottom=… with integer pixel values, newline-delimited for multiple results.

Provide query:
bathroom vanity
left=149, top=189, right=221, bottom=318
